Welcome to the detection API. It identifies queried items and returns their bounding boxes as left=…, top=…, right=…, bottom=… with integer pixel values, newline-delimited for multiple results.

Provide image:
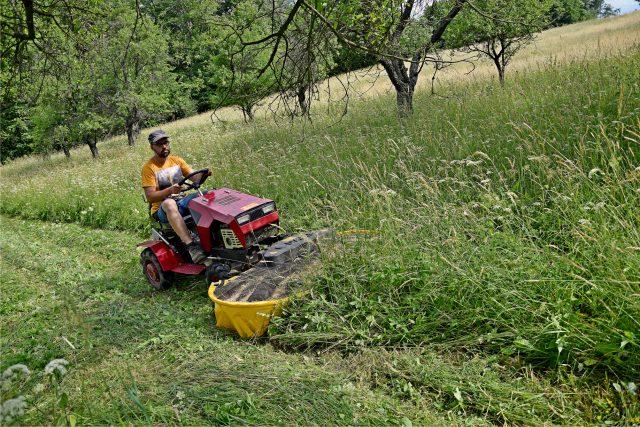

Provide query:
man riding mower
left=138, top=130, right=326, bottom=290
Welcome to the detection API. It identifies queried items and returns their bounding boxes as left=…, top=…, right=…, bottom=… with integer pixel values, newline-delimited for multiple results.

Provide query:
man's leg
left=159, top=198, right=207, bottom=264
left=160, top=199, right=192, bottom=244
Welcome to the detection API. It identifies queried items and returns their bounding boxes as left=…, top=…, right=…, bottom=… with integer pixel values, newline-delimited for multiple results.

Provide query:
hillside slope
left=1, top=14, right=639, bottom=425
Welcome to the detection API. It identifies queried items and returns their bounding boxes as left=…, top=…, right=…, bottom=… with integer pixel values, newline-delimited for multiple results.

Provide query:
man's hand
left=144, top=184, right=183, bottom=204
left=168, top=183, right=182, bottom=195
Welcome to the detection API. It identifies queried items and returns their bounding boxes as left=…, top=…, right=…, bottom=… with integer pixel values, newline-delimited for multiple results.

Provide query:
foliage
left=1, top=0, right=190, bottom=159
left=548, top=0, right=618, bottom=26
left=206, top=1, right=282, bottom=120
left=0, top=86, right=32, bottom=163
left=95, top=6, right=193, bottom=145
left=142, top=0, right=222, bottom=112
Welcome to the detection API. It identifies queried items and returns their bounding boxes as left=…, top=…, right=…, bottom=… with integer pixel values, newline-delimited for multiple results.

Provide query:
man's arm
left=144, top=185, right=182, bottom=203
left=177, top=157, right=211, bottom=185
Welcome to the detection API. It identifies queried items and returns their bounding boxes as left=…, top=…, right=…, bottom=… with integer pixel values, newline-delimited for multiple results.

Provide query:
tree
left=95, top=6, right=190, bottom=145
left=142, top=0, right=221, bottom=111
left=236, top=0, right=469, bottom=117
left=547, top=0, right=618, bottom=26
left=269, top=6, right=338, bottom=118
left=448, top=0, right=551, bottom=86
left=206, top=1, right=279, bottom=121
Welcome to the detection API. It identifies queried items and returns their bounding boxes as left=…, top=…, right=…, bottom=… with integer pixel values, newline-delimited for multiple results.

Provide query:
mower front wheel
left=141, top=249, right=174, bottom=290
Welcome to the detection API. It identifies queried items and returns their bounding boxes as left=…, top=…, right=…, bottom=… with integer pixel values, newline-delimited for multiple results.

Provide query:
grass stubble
left=1, top=13, right=640, bottom=425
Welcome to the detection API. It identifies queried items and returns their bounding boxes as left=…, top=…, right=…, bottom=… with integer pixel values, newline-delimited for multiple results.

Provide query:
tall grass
left=2, top=50, right=639, bottom=381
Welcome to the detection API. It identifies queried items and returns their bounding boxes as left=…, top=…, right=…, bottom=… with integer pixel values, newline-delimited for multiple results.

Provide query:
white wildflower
left=464, top=159, right=483, bottom=167
left=44, top=359, right=69, bottom=377
left=588, top=168, right=602, bottom=179
left=578, top=219, right=591, bottom=226
left=472, top=151, right=491, bottom=160
left=527, top=155, right=549, bottom=162
left=368, top=188, right=396, bottom=197
left=0, top=396, right=27, bottom=424
left=2, top=365, right=30, bottom=381
left=33, top=383, right=45, bottom=393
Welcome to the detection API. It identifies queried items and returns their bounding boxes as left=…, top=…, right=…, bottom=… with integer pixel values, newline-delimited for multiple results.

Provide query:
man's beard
left=159, top=148, right=170, bottom=158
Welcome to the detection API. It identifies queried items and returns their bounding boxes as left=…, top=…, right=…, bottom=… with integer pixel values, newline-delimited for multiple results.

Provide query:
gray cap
left=148, top=129, right=169, bottom=144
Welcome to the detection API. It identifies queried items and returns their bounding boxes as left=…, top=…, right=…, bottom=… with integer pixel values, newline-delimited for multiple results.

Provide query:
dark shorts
left=154, top=193, right=198, bottom=223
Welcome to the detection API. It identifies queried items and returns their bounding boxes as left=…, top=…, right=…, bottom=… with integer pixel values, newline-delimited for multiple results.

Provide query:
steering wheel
left=177, top=168, right=210, bottom=191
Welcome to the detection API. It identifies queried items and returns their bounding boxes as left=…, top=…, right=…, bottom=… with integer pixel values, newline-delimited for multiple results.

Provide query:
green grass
left=3, top=215, right=619, bottom=425
left=1, top=28, right=640, bottom=426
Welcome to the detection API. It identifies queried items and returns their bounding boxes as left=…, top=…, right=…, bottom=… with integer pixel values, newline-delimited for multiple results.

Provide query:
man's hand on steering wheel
left=177, top=168, right=211, bottom=191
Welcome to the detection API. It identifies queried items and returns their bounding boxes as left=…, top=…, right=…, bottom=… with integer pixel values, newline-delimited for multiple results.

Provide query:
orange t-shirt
left=141, top=155, right=193, bottom=213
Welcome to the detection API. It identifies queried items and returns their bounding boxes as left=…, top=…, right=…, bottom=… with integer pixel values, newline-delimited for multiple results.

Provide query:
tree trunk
left=62, top=142, right=71, bottom=159
left=126, top=122, right=136, bottom=146
left=489, top=39, right=506, bottom=87
left=497, top=66, right=505, bottom=86
left=396, top=90, right=413, bottom=116
left=297, top=85, right=310, bottom=118
left=241, top=105, right=254, bottom=122
left=125, top=109, right=141, bottom=146
left=380, top=57, right=419, bottom=118
left=86, top=136, right=99, bottom=158
left=491, top=56, right=506, bottom=87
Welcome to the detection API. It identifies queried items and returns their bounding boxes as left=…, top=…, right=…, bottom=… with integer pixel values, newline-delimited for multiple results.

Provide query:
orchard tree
left=95, top=6, right=190, bottom=145
left=278, top=8, right=337, bottom=118
left=448, top=0, right=551, bottom=86
left=235, top=0, right=469, bottom=117
left=207, top=1, right=279, bottom=121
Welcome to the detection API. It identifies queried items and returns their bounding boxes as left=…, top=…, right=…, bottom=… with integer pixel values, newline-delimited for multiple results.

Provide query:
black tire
left=141, top=249, right=174, bottom=290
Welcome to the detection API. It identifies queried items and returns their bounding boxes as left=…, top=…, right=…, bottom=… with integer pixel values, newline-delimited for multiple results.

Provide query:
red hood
left=188, top=188, right=273, bottom=224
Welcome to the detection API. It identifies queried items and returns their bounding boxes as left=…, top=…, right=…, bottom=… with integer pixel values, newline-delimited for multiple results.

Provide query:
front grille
left=220, top=228, right=242, bottom=249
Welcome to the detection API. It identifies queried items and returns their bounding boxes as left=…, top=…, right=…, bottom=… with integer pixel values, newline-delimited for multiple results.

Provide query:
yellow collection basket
left=208, top=279, right=290, bottom=338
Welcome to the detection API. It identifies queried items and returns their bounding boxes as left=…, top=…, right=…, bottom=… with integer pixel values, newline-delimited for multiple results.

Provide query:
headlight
left=237, top=214, right=250, bottom=225
left=262, top=202, right=276, bottom=214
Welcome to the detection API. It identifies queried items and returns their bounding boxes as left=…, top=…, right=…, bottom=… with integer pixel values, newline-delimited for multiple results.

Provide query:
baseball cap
left=148, top=129, right=170, bottom=144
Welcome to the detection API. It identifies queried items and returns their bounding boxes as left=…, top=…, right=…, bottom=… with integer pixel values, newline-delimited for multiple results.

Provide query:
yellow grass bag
left=208, top=280, right=289, bottom=338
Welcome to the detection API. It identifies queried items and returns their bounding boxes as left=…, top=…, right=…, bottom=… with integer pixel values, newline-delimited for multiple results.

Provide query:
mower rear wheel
left=141, top=249, right=174, bottom=290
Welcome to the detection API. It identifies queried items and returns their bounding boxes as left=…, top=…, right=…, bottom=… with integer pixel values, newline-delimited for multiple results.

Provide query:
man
left=141, top=129, right=208, bottom=264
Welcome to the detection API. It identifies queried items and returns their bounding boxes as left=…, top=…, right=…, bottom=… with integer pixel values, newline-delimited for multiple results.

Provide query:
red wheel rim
left=145, top=262, right=161, bottom=286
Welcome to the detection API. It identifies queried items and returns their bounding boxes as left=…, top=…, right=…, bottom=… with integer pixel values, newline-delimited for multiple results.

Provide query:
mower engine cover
left=187, top=188, right=279, bottom=252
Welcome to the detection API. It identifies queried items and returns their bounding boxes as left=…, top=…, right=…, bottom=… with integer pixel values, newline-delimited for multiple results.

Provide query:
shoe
left=187, top=242, right=207, bottom=264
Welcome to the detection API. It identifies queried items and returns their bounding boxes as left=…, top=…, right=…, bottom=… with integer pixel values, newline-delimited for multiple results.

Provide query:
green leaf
left=59, top=392, right=69, bottom=409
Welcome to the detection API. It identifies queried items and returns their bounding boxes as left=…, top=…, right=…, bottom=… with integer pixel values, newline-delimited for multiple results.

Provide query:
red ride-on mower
left=137, top=169, right=322, bottom=290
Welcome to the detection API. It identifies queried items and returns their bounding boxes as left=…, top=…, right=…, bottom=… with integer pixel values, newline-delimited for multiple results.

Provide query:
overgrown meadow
left=2, top=29, right=640, bottom=425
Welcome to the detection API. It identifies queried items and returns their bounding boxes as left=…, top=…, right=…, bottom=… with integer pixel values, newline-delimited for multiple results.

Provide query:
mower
left=137, top=168, right=324, bottom=290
